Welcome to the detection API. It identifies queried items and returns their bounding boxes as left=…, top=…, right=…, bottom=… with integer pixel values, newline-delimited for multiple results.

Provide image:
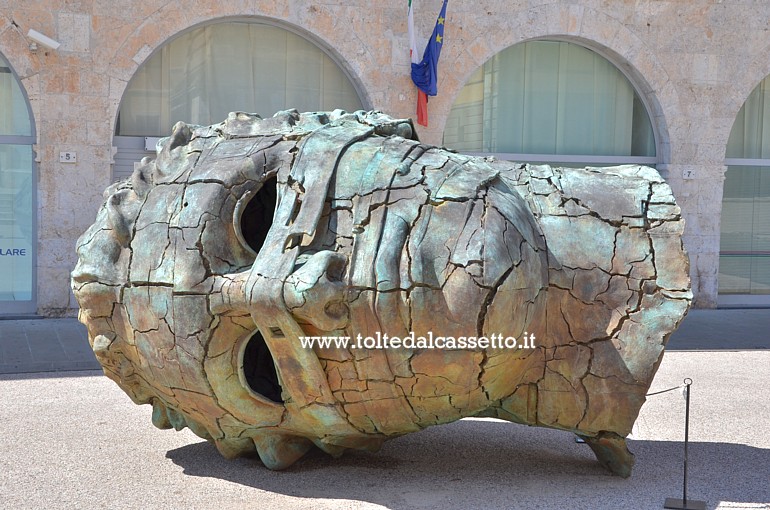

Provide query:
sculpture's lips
left=72, top=259, right=124, bottom=286
left=72, top=253, right=102, bottom=284
left=71, top=271, right=97, bottom=284
left=71, top=267, right=120, bottom=322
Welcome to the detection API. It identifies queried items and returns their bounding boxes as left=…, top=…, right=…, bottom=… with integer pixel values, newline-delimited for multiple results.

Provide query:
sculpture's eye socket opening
left=239, top=176, right=277, bottom=255
left=242, top=330, right=284, bottom=403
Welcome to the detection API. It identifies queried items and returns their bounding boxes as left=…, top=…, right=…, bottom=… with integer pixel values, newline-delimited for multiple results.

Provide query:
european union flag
left=410, top=0, right=448, bottom=97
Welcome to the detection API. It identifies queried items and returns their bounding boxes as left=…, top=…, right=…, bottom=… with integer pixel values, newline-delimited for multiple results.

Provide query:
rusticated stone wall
left=1, top=0, right=768, bottom=313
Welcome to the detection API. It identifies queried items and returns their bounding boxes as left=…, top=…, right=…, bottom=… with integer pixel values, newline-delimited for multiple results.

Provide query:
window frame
left=443, top=39, right=661, bottom=168
left=0, top=55, right=37, bottom=315
left=114, top=17, right=370, bottom=138
left=718, top=158, right=770, bottom=301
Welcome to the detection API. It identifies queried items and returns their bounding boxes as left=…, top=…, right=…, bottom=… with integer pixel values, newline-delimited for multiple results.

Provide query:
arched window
left=720, top=77, right=770, bottom=300
left=443, top=40, right=656, bottom=166
left=114, top=21, right=364, bottom=178
left=0, top=54, right=35, bottom=313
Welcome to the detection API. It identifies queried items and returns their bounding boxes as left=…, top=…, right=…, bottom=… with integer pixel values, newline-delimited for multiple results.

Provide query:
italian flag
left=408, top=0, right=429, bottom=126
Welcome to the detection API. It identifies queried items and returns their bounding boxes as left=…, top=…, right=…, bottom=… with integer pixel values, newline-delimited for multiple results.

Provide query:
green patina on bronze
left=72, top=110, right=691, bottom=476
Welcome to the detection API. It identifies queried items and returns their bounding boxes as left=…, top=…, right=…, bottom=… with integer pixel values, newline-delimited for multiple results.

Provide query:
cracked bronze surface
left=72, top=109, right=691, bottom=476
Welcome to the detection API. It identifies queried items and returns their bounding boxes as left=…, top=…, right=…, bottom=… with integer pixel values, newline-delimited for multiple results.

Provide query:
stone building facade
left=1, top=0, right=768, bottom=315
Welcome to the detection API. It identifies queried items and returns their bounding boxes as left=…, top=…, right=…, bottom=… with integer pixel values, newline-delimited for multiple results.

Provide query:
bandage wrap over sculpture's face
left=72, top=110, right=691, bottom=476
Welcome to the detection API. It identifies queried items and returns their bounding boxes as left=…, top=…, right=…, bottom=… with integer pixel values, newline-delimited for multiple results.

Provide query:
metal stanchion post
left=664, top=378, right=706, bottom=510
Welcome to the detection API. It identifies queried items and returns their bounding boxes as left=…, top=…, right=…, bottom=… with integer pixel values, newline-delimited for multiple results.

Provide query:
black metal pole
left=683, top=379, right=691, bottom=505
left=663, top=377, right=705, bottom=510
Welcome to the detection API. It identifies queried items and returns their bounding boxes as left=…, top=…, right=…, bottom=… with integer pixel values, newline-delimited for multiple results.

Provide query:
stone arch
left=105, top=9, right=373, bottom=135
left=430, top=4, right=676, bottom=164
left=0, top=16, right=42, bottom=136
left=714, top=43, right=770, bottom=303
left=718, top=42, right=770, bottom=159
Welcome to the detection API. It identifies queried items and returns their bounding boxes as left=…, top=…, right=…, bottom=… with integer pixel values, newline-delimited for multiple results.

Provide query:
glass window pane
left=0, top=144, right=34, bottom=301
left=0, top=55, right=32, bottom=137
left=443, top=40, right=655, bottom=159
left=632, top=94, right=656, bottom=156
left=719, top=165, right=770, bottom=294
left=726, top=77, right=770, bottom=159
left=522, top=41, right=560, bottom=154
left=117, top=22, right=363, bottom=136
left=442, top=67, right=484, bottom=151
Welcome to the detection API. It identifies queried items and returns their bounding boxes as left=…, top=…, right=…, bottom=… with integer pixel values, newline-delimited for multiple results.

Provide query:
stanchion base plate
left=664, top=497, right=706, bottom=510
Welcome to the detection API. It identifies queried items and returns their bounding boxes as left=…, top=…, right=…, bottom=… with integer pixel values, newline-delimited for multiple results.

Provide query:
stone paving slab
left=0, top=318, right=100, bottom=374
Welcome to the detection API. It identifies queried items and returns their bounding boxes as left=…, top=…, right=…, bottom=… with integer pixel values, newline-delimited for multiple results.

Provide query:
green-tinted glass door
left=0, top=55, right=36, bottom=314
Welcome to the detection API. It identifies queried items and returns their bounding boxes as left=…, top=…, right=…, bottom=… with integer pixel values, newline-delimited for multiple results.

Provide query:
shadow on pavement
left=165, top=419, right=770, bottom=510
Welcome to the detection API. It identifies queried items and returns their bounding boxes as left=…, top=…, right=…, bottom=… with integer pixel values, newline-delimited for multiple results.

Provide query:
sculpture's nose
left=284, top=251, right=349, bottom=332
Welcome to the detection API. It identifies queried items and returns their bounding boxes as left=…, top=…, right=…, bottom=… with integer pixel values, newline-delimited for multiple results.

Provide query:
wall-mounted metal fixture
left=27, top=29, right=60, bottom=51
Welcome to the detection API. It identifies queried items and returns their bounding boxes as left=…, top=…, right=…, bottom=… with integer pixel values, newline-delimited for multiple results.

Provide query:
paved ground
left=665, top=308, right=770, bottom=350
left=0, top=317, right=100, bottom=374
left=0, top=309, right=768, bottom=509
